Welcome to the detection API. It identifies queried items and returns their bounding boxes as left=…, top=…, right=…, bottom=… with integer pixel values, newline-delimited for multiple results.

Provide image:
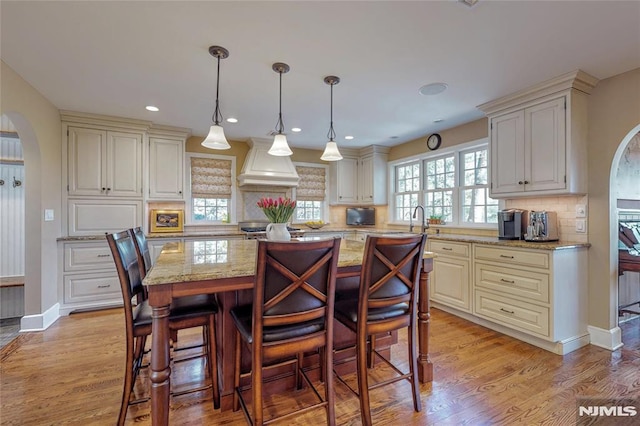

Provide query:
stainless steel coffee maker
left=524, top=211, right=559, bottom=242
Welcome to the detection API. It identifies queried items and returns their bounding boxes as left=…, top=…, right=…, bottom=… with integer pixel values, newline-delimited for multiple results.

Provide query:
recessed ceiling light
left=145, top=105, right=159, bottom=112
left=419, top=83, right=448, bottom=96
left=344, top=135, right=354, bottom=140
left=291, top=127, right=302, bottom=132
left=226, top=117, right=238, bottom=123
left=433, top=118, right=444, bottom=123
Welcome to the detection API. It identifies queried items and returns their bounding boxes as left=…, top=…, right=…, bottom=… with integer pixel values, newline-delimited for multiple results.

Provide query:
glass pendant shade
left=320, top=141, right=343, bottom=161
left=268, top=133, right=293, bottom=156
left=201, top=124, right=231, bottom=150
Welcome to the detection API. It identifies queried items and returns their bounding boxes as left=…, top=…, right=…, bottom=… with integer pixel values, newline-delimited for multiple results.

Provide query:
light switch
left=44, top=209, right=54, bottom=221
left=575, top=204, right=586, bottom=218
left=576, top=219, right=586, bottom=233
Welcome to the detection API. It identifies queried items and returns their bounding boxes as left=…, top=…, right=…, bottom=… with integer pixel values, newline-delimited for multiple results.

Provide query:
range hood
left=238, top=138, right=299, bottom=187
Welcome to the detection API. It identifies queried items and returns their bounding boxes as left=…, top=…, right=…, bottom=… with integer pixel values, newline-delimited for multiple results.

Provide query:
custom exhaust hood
left=238, top=138, right=299, bottom=187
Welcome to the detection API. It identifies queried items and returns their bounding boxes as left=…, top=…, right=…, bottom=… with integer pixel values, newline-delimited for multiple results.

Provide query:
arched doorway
left=611, top=125, right=640, bottom=345
left=0, top=115, right=25, bottom=347
left=1, top=111, right=43, bottom=333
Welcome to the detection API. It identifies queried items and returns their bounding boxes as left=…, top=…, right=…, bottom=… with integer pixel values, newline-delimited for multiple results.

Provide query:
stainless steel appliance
left=498, top=209, right=526, bottom=240
left=524, top=211, right=559, bottom=242
left=238, top=221, right=304, bottom=240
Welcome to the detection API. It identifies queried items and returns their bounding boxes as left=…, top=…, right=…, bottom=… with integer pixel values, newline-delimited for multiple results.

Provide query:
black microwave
left=346, top=207, right=375, bottom=226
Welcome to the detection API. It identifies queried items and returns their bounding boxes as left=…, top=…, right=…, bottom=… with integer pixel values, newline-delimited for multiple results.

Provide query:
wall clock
left=427, top=133, right=442, bottom=151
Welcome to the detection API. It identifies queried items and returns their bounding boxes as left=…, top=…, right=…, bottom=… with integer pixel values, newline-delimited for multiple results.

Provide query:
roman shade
left=295, top=166, right=326, bottom=201
left=191, top=157, right=232, bottom=198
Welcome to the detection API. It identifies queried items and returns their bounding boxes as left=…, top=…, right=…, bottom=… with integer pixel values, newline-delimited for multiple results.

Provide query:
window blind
left=191, top=157, right=232, bottom=198
left=295, top=166, right=326, bottom=201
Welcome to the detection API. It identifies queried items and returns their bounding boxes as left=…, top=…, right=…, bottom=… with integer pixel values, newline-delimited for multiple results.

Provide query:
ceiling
left=2, top=1, right=639, bottom=151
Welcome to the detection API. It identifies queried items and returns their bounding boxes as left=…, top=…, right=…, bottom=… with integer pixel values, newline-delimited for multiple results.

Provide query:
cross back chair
left=231, top=237, right=341, bottom=426
left=334, top=233, right=427, bottom=426
left=107, top=230, right=220, bottom=426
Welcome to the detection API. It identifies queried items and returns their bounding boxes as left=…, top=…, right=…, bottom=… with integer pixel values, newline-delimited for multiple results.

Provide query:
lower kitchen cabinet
left=58, top=240, right=123, bottom=315
left=472, top=244, right=588, bottom=354
left=429, top=240, right=471, bottom=312
left=427, top=238, right=589, bottom=355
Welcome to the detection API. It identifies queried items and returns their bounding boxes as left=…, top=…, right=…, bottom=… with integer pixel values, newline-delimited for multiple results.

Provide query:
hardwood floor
left=1, top=307, right=639, bottom=425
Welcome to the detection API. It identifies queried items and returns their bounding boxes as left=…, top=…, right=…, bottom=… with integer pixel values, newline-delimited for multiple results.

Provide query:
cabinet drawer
left=474, top=245, right=549, bottom=269
left=474, top=290, right=550, bottom=338
left=429, top=240, right=470, bottom=258
left=64, top=242, right=116, bottom=272
left=64, top=273, right=121, bottom=303
left=475, top=263, right=549, bottom=303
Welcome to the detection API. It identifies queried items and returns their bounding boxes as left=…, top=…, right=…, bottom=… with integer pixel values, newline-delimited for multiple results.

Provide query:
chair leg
left=367, top=334, right=376, bottom=368
left=319, top=347, right=326, bottom=383
left=357, top=332, right=373, bottom=426
left=408, top=323, right=421, bottom=412
left=207, top=317, right=220, bottom=409
left=233, top=330, right=241, bottom=412
left=252, top=361, right=264, bottom=426
left=325, top=342, right=336, bottom=425
left=296, top=352, right=303, bottom=390
left=118, top=337, right=136, bottom=426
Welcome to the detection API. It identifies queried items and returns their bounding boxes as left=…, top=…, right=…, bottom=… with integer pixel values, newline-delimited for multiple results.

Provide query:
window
left=186, top=153, right=235, bottom=224
left=391, top=140, right=497, bottom=227
left=394, top=162, right=420, bottom=222
left=294, top=164, right=328, bottom=222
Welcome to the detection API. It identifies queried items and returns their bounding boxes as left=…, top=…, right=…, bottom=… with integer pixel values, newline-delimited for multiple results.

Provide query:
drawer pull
left=441, top=247, right=453, bottom=251
left=97, top=284, right=111, bottom=289
left=500, top=308, right=515, bottom=314
left=97, top=254, right=111, bottom=258
left=500, top=254, right=514, bottom=259
left=500, top=278, right=515, bottom=284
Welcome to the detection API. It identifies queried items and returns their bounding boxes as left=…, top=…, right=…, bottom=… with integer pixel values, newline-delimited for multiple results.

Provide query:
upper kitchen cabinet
left=148, top=126, right=189, bottom=200
left=63, top=112, right=147, bottom=198
left=330, top=145, right=389, bottom=205
left=478, top=70, right=598, bottom=198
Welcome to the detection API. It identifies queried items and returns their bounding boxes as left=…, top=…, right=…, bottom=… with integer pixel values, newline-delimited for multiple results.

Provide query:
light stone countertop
left=143, top=237, right=435, bottom=286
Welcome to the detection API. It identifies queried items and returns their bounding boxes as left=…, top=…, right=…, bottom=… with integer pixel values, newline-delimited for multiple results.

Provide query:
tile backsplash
left=505, top=195, right=589, bottom=243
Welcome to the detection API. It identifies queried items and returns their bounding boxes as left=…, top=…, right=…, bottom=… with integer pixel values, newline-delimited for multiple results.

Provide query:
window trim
left=388, top=138, right=501, bottom=229
left=184, top=152, right=237, bottom=226
left=292, top=161, right=330, bottom=224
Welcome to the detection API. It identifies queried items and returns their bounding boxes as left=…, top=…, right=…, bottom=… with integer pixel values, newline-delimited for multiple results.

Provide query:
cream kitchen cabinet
left=472, top=244, right=588, bottom=354
left=478, top=70, right=598, bottom=198
left=58, top=240, right=123, bottom=315
left=67, top=126, right=143, bottom=197
left=428, top=240, right=472, bottom=312
left=148, top=126, right=189, bottom=200
left=330, top=145, right=389, bottom=205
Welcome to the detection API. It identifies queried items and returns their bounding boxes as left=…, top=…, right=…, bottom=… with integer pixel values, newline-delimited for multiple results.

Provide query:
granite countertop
left=426, top=233, right=590, bottom=250
left=143, top=238, right=435, bottom=286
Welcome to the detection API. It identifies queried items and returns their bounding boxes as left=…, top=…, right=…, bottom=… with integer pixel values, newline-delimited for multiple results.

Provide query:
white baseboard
left=20, top=303, right=60, bottom=331
left=587, top=325, right=623, bottom=351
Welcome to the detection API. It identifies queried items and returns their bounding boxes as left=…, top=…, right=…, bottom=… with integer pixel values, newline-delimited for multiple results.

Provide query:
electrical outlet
left=576, top=219, right=586, bottom=233
left=44, top=209, right=54, bottom=221
left=575, top=204, right=586, bottom=218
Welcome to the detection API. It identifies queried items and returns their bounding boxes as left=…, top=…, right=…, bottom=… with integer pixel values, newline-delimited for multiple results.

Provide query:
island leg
left=148, top=284, right=172, bottom=426
left=417, top=258, right=433, bottom=383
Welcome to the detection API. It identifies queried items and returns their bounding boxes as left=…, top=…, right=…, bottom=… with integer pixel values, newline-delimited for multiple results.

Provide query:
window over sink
left=390, top=139, right=498, bottom=227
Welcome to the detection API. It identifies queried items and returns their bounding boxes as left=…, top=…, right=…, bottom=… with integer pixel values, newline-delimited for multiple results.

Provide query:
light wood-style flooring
left=1, top=307, right=639, bottom=425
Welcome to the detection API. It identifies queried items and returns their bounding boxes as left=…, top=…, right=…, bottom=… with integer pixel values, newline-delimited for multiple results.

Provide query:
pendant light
left=268, top=62, right=293, bottom=156
left=202, top=46, right=231, bottom=150
left=320, top=76, right=343, bottom=161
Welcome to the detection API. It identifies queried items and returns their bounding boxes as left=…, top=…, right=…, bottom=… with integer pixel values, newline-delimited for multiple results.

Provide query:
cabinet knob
left=524, top=180, right=529, bottom=184
left=107, top=187, right=111, bottom=191
left=102, top=187, right=106, bottom=191
left=178, top=191, right=182, bottom=194
left=518, top=181, right=524, bottom=185
left=97, top=284, right=111, bottom=289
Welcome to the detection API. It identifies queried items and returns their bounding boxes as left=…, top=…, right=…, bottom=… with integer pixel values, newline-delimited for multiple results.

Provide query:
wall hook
left=13, top=177, right=22, bottom=188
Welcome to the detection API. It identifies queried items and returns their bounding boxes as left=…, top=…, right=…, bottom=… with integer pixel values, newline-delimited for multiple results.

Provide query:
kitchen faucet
left=410, top=205, right=429, bottom=233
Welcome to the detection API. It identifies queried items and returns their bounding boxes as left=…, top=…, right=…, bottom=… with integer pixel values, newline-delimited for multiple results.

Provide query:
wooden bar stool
left=231, top=238, right=341, bottom=426
left=333, top=234, right=427, bottom=426
left=107, top=230, right=220, bottom=425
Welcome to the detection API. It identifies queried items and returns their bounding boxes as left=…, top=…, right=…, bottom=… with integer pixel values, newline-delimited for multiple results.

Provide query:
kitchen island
left=143, top=237, right=435, bottom=426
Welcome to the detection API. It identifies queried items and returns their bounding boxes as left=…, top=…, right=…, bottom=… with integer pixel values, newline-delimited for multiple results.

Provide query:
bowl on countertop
left=305, top=222, right=327, bottom=229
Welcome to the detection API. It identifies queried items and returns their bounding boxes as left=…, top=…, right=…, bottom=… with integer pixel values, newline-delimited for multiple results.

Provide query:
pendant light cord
left=327, top=82, right=336, bottom=141
left=275, top=70, right=285, bottom=134
left=213, top=54, right=223, bottom=125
